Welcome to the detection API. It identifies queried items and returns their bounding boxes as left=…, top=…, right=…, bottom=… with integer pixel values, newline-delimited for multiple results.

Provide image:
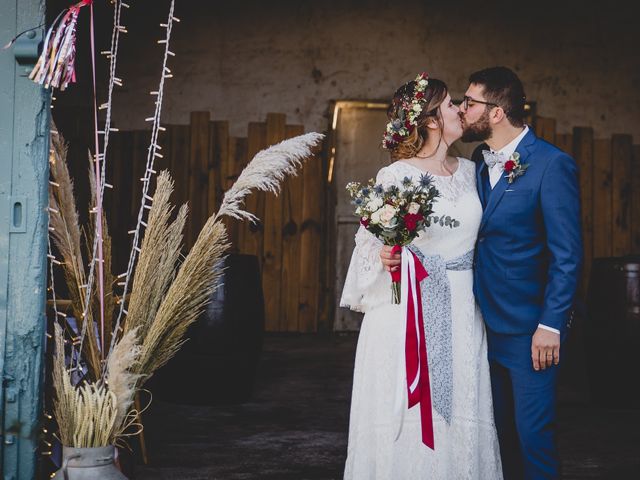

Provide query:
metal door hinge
left=12, top=29, right=42, bottom=67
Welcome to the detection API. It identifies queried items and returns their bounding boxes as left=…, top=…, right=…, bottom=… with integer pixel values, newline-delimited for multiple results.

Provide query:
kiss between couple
left=340, top=66, right=582, bottom=480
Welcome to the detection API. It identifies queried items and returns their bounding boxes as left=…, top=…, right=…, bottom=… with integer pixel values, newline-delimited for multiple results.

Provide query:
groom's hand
left=379, top=245, right=401, bottom=272
left=531, top=328, right=560, bottom=371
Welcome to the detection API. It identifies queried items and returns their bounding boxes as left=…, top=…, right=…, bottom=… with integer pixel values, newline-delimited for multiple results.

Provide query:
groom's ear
left=489, top=105, right=506, bottom=125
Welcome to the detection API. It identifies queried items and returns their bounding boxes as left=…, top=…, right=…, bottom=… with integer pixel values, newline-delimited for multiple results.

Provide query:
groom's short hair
left=469, top=67, right=526, bottom=128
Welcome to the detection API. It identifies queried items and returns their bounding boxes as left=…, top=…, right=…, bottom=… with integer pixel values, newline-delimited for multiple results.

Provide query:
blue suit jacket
left=473, top=129, right=583, bottom=335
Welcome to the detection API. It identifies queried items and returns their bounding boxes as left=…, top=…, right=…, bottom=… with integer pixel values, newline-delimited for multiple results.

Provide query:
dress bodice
left=340, top=157, right=482, bottom=313
left=377, top=158, right=482, bottom=260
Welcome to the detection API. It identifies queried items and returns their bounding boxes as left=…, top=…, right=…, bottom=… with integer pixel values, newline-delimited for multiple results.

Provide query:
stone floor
left=133, top=333, right=640, bottom=479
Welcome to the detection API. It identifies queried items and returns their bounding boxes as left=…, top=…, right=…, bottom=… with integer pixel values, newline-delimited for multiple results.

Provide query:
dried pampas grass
left=49, top=131, right=101, bottom=378
left=217, top=132, right=324, bottom=222
left=134, top=217, right=228, bottom=379
left=124, top=171, right=187, bottom=343
left=105, top=328, right=142, bottom=428
left=132, top=132, right=323, bottom=380
left=50, top=126, right=324, bottom=448
left=88, top=155, right=117, bottom=351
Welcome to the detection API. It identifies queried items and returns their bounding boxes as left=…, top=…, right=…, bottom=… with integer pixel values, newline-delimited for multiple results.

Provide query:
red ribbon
left=391, top=245, right=434, bottom=449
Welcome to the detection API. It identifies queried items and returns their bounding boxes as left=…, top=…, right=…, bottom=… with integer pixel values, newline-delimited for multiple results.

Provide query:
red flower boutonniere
left=504, top=152, right=529, bottom=184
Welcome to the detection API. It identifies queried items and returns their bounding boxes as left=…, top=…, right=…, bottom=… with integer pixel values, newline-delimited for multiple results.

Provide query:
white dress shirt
left=488, top=125, right=529, bottom=188
left=487, top=126, right=560, bottom=335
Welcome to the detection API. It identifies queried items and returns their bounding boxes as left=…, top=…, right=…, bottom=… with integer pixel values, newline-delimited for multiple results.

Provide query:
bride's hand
left=379, top=245, right=401, bottom=272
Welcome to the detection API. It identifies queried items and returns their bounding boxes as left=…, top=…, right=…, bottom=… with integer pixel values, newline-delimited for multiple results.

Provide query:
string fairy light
left=46, top=138, right=65, bottom=338
left=75, top=0, right=129, bottom=365
left=47, top=236, right=65, bottom=337
left=107, top=0, right=178, bottom=359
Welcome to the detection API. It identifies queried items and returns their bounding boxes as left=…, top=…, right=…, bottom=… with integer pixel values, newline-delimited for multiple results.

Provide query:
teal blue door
left=0, top=0, right=50, bottom=478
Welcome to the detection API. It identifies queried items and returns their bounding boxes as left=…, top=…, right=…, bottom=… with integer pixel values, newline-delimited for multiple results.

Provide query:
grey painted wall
left=106, top=0, right=639, bottom=142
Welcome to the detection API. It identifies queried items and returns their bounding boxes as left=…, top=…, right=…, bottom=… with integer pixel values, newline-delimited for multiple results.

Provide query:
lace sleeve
left=340, top=166, right=397, bottom=312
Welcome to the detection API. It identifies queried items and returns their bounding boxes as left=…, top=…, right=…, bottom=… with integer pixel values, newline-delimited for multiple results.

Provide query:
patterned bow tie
left=482, top=150, right=506, bottom=169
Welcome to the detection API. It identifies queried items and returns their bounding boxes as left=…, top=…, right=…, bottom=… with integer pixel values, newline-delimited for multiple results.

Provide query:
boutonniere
left=504, top=152, right=529, bottom=184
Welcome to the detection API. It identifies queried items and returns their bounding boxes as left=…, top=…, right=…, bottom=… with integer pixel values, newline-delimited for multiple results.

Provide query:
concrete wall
left=105, top=0, right=639, bottom=142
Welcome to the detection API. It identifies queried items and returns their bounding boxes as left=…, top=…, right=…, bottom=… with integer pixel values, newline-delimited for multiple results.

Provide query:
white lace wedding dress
left=340, top=158, right=502, bottom=479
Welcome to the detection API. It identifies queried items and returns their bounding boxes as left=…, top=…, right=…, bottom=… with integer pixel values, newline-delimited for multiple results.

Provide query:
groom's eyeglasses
left=462, top=96, right=499, bottom=110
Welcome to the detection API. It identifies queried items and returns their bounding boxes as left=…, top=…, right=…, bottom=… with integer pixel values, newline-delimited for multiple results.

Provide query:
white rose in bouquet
left=370, top=208, right=382, bottom=224
left=408, top=202, right=420, bottom=214
left=379, top=204, right=398, bottom=228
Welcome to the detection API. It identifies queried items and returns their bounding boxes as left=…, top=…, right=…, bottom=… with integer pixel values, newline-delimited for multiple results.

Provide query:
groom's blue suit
left=473, top=129, right=582, bottom=480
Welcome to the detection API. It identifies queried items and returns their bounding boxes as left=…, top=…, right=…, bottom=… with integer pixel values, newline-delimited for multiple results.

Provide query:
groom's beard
left=461, top=110, right=492, bottom=143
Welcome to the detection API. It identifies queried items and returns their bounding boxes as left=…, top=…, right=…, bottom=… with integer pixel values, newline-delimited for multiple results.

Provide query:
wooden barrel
left=586, top=256, right=640, bottom=407
left=150, top=253, right=265, bottom=404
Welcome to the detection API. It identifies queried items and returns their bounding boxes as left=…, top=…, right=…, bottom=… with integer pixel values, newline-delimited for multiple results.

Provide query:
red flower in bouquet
left=404, top=213, right=424, bottom=232
left=360, top=217, right=370, bottom=228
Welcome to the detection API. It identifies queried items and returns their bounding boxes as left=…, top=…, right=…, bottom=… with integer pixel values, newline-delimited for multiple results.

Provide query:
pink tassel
left=29, top=1, right=92, bottom=91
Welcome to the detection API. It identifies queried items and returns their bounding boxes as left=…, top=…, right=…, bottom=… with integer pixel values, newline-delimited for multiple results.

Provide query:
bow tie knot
left=482, top=150, right=506, bottom=169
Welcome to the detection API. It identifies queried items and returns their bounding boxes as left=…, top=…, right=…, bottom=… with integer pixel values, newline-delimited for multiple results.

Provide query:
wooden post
left=633, top=145, right=640, bottom=254
left=556, top=133, right=573, bottom=157
left=592, top=139, right=613, bottom=258
left=237, top=122, right=266, bottom=259
left=129, top=131, right=148, bottom=225
left=534, top=116, right=556, bottom=144
left=169, top=125, right=190, bottom=209
left=208, top=120, right=229, bottom=216
left=263, top=113, right=286, bottom=331
left=299, top=145, right=324, bottom=332
left=280, top=125, right=305, bottom=332
left=573, top=127, right=594, bottom=296
left=107, top=131, right=125, bottom=273
left=611, top=134, right=633, bottom=257
left=222, top=137, right=247, bottom=250
left=188, top=112, right=210, bottom=248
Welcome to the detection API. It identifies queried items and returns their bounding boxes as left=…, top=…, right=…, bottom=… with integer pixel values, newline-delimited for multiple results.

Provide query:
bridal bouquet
left=346, top=174, right=459, bottom=303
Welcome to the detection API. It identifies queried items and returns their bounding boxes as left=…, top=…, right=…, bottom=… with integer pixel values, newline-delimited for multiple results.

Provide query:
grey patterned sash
left=408, top=246, right=474, bottom=424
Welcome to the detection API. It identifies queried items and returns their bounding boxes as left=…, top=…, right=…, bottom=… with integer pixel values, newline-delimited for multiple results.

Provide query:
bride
left=340, top=74, right=503, bottom=479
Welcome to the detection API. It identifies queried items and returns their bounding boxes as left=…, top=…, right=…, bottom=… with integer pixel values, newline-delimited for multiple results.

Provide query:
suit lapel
left=476, top=159, right=487, bottom=203
left=478, top=129, right=537, bottom=232
left=475, top=143, right=489, bottom=206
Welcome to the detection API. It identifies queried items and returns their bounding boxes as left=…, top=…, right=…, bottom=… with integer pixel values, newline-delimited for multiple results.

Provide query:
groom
left=460, top=67, right=582, bottom=479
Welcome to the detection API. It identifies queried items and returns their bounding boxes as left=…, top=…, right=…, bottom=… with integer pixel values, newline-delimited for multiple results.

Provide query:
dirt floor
left=133, top=333, right=640, bottom=480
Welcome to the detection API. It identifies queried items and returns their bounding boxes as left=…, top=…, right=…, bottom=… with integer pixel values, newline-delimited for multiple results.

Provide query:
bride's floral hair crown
left=382, top=72, right=429, bottom=150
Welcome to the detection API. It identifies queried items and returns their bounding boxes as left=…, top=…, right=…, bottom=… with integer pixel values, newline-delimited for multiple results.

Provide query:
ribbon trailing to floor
left=391, top=245, right=434, bottom=449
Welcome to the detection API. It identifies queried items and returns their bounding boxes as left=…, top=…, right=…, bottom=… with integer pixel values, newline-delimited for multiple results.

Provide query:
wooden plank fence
left=533, top=117, right=640, bottom=297
left=71, top=111, right=638, bottom=333
left=105, top=113, right=324, bottom=333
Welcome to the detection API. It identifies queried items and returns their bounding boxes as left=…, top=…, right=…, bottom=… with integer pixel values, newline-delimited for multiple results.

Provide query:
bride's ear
left=425, top=118, right=440, bottom=130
